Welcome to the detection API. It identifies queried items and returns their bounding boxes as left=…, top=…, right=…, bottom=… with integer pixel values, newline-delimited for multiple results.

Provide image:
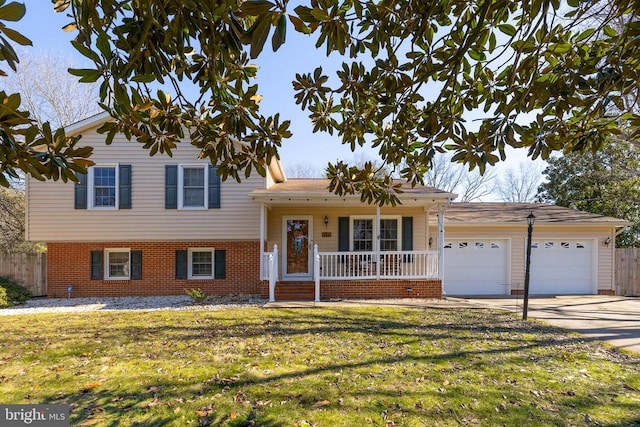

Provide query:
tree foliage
left=0, top=0, right=639, bottom=204
left=537, top=141, right=640, bottom=247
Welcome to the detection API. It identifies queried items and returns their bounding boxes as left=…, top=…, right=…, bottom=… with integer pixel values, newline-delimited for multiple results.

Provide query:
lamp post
left=523, top=212, right=535, bottom=320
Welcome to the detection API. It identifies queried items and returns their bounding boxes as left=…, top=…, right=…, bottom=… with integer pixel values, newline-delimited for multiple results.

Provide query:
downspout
left=438, top=204, right=445, bottom=287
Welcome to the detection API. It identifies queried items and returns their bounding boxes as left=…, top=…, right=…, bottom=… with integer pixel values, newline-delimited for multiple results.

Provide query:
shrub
left=185, top=288, right=207, bottom=304
left=0, top=277, right=31, bottom=308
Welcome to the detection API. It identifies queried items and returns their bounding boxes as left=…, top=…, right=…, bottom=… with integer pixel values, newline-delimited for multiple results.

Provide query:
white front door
left=282, top=217, right=313, bottom=280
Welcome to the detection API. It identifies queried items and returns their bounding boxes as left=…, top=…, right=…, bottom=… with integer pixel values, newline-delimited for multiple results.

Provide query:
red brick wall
left=47, top=241, right=261, bottom=298
left=260, top=279, right=442, bottom=300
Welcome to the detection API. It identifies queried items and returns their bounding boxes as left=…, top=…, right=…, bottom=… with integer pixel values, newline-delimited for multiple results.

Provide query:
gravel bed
left=0, top=295, right=266, bottom=316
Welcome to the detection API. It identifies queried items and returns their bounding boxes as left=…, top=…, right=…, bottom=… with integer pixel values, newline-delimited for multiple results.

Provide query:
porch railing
left=316, top=250, right=439, bottom=280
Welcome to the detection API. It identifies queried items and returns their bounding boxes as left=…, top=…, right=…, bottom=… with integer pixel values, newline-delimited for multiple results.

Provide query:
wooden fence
left=615, top=248, right=640, bottom=296
left=0, top=252, right=47, bottom=297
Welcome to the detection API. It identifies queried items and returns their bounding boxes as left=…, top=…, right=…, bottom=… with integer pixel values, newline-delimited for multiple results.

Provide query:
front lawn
left=1, top=306, right=639, bottom=426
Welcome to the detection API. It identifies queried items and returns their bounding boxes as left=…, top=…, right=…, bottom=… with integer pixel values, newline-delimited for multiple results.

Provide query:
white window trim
left=105, top=248, right=130, bottom=280
left=88, top=164, right=119, bottom=210
left=349, top=215, right=402, bottom=252
left=178, top=164, right=208, bottom=210
left=188, top=248, right=215, bottom=279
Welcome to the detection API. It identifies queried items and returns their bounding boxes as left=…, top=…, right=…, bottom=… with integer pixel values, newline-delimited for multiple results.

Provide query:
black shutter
left=338, top=217, right=349, bottom=251
left=90, top=250, right=103, bottom=280
left=74, top=172, right=88, bottom=209
left=402, top=217, right=413, bottom=250
left=130, top=250, right=142, bottom=280
left=165, top=165, right=178, bottom=209
left=175, top=250, right=187, bottom=279
left=402, top=216, right=413, bottom=262
left=119, top=165, right=132, bottom=209
left=214, top=250, right=226, bottom=279
left=208, top=165, right=221, bottom=209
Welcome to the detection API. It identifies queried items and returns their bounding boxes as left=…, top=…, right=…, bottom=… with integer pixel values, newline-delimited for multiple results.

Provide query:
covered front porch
left=250, top=179, right=454, bottom=302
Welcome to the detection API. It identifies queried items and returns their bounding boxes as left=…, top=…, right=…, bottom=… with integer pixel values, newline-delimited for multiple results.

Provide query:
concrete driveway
left=460, top=296, right=640, bottom=354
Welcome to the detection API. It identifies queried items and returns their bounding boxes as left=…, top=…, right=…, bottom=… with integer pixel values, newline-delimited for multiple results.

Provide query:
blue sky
left=15, top=2, right=544, bottom=184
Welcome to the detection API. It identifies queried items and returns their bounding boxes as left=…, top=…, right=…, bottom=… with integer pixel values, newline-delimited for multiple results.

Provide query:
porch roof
left=250, top=178, right=455, bottom=207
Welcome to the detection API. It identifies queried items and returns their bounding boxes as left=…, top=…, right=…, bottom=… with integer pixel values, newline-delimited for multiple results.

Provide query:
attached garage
left=443, top=239, right=509, bottom=296
left=530, top=239, right=594, bottom=295
left=438, top=203, right=628, bottom=296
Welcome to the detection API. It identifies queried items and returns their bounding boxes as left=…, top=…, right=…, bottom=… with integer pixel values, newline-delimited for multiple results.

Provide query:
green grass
left=1, top=306, right=639, bottom=426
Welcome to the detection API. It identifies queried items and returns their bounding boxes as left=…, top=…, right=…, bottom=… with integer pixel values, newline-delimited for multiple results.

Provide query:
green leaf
left=250, top=13, right=271, bottom=59
left=271, top=14, right=286, bottom=51
left=96, top=32, right=111, bottom=60
left=573, top=28, right=594, bottom=43
left=603, top=25, right=617, bottom=37
left=240, top=0, right=274, bottom=16
left=288, top=14, right=310, bottom=34
left=0, top=25, right=31, bottom=46
left=498, top=24, right=516, bottom=37
left=67, top=67, right=102, bottom=82
left=0, top=2, right=25, bottom=22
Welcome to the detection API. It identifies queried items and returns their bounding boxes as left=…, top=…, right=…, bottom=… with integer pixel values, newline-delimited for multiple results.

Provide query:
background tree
left=285, top=162, right=324, bottom=178
left=496, top=162, right=544, bottom=203
left=537, top=140, right=640, bottom=247
left=4, top=50, right=99, bottom=128
left=0, top=1, right=639, bottom=205
left=424, top=156, right=496, bottom=202
left=0, top=50, right=98, bottom=252
left=0, top=187, right=24, bottom=251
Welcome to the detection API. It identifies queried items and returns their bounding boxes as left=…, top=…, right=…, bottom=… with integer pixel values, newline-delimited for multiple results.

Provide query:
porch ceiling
left=250, top=179, right=456, bottom=207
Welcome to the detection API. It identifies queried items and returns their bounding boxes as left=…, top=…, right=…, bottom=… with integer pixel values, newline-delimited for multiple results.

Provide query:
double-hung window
left=76, top=164, right=131, bottom=210
left=351, top=217, right=401, bottom=251
left=188, top=248, right=215, bottom=279
left=90, top=166, right=117, bottom=209
left=179, top=165, right=207, bottom=209
left=352, top=219, right=374, bottom=251
left=105, top=249, right=130, bottom=280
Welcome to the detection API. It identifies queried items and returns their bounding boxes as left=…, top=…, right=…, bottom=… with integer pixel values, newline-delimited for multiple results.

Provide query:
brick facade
left=47, top=241, right=261, bottom=298
left=260, top=279, right=443, bottom=300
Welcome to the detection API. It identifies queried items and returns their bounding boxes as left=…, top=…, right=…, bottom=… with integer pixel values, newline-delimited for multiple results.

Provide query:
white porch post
left=314, top=244, right=320, bottom=302
left=437, top=204, right=445, bottom=283
left=375, top=204, right=381, bottom=278
left=260, top=203, right=265, bottom=279
left=269, top=244, right=278, bottom=302
left=268, top=254, right=275, bottom=302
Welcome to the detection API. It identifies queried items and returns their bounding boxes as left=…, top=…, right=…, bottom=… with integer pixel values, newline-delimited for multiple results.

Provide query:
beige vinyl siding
left=265, top=206, right=429, bottom=252
left=27, top=129, right=266, bottom=241
left=440, top=224, right=616, bottom=293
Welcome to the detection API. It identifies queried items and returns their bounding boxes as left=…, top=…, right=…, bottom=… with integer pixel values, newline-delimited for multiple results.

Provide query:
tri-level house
left=26, top=114, right=629, bottom=299
left=26, top=113, right=454, bottom=300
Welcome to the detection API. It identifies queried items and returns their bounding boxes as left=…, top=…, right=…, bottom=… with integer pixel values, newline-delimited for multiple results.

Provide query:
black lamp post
left=523, top=211, right=535, bottom=320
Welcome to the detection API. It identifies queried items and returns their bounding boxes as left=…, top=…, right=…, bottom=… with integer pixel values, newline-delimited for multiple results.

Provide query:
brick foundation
left=47, top=241, right=261, bottom=298
left=260, top=279, right=442, bottom=300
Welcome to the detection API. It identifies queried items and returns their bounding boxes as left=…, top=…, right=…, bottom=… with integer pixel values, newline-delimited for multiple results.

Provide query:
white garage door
left=444, top=239, right=509, bottom=295
left=530, top=240, right=594, bottom=295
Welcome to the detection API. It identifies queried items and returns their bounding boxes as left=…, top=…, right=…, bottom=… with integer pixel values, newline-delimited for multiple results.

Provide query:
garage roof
left=442, top=203, right=630, bottom=226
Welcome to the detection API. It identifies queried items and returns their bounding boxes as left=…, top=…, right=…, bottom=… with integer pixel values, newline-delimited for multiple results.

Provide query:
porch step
left=275, top=282, right=315, bottom=301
